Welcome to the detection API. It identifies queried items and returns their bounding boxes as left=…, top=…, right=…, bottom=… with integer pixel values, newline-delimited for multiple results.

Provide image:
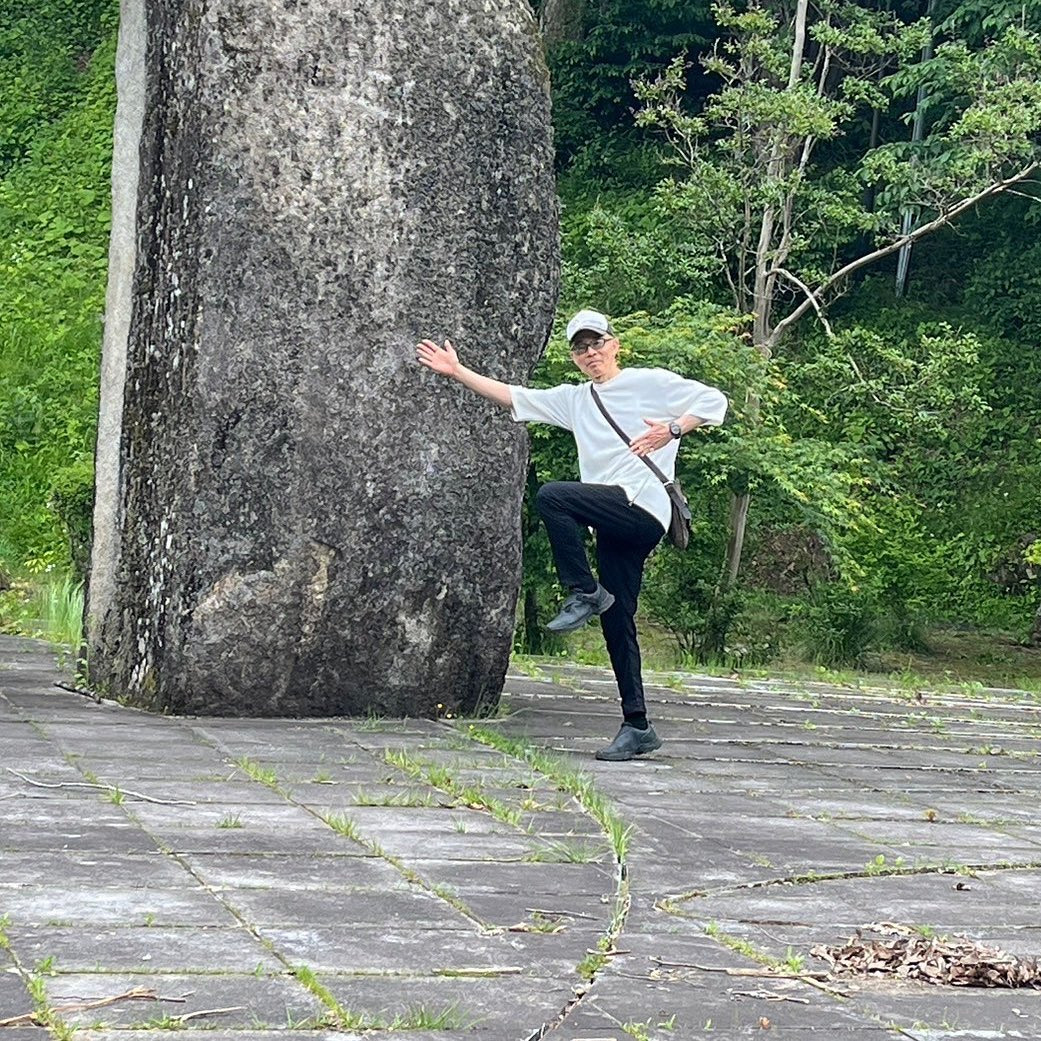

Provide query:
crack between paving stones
left=660, top=858, right=1041, bottom=911
left=456, top=724, right=636, bottom=1041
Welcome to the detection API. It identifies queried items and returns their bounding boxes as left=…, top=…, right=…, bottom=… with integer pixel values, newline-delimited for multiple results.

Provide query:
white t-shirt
left=510, top=367, right=728, bottom=531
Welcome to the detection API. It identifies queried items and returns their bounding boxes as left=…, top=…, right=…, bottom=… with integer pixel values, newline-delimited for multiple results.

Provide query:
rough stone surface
left=87, top=0, right=558, bottom=716
left=6, top=635, right=1041, bottom=1040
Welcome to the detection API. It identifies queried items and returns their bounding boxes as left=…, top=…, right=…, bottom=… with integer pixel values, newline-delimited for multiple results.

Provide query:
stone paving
left=2, top=635, right=1041, bottom=1041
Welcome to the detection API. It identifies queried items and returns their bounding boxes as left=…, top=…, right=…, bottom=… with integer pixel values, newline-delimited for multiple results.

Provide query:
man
left=416, top=309, right=727, bottom=760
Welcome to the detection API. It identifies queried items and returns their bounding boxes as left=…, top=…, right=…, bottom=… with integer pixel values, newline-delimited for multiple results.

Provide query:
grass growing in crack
left=137, top=1014, right=187, bottom=1030
left=576, top=936, right=612, bottom=980
left=351, top=788, right=435, bottom=808
left=21, top=969, right=76, bottom=1040
left=319, top=812, right=361, bottom=841
left=0, top=914, right=11, bottom=951
left=704, top=921, right=779, bottom=967
left=524, top=839, right=607, bottom=864
left=381, top=747, right=522, bottom=826
left=463, top=723, right=635, bottom=985
left=216, top=813, right=243, bottom=829
left=390, top=1003, right=475, bottom=1030
left=310, top=809, right=487, bottom=928
left=519, top=911, right=567, bottom=934
left=291, top=967, right=473, bottom=1031
left=292, top=965, right=361, bottom=1029
left=864, top=853, right=907, bottom=875
left=234, top=757, right=280, bottom=789
left=622, top=1019, right=652, bottom=1041
left=463, top=725, right=631, bottom=862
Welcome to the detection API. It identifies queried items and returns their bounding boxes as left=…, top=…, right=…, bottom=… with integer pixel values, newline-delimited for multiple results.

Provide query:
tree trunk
left=86, top=0, right=559, bottom=717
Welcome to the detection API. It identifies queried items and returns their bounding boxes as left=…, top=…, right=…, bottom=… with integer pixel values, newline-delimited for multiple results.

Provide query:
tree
left=635, top=1, right=1041, bottom=592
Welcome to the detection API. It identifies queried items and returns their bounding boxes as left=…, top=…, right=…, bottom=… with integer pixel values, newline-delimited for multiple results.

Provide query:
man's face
left=570, top=332, right=619, bottom=379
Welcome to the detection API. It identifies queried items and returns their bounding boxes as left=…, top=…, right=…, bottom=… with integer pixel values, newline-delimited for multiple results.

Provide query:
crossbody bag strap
left=589, top=384, right=674, bottom=489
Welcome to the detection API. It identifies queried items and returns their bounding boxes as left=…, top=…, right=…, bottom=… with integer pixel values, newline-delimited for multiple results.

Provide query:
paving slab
left=4, top=635, right=1041, bottom=1040
left=2, top=924, right=280, bottom=974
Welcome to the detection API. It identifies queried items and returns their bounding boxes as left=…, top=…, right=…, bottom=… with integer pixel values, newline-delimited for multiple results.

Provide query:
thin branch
left=525, top=907, right=600, bottom=921
left=175, top=1006, right=246, bottom=1023
left=650, top=958, right=831, bottom=981
left=731, top=990, right=811, bottom=1003
left=770, top=267, right=834, bottom=337
left=0, top=988, right=163, bottom=1027
left=770, top=162, right=1040, bottom=344
left=719, top=242, right=742, bottom=307
left=6, top=768, right=196, bottom=806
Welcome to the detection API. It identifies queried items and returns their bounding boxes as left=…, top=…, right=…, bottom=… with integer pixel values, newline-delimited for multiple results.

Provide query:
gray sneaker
left=545, top=584, right=616, bottom=634
left=595, top=723, right=663, bottom=762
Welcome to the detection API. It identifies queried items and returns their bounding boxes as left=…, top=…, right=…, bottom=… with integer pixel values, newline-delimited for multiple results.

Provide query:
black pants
left=535, top=481, right=664, bottom=720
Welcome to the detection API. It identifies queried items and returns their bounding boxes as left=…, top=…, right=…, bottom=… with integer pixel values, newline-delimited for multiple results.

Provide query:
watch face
left=669, top=422, right=682, bottom=439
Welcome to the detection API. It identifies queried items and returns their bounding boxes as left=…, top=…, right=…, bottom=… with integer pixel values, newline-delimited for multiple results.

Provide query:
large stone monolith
left=86, top=0, right=559, bottom=716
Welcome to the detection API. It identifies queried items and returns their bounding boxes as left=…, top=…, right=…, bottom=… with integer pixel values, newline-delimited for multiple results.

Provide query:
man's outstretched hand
left=416, top=339, right=460, bottom=378
left=414, top=338, right=514, bottom=409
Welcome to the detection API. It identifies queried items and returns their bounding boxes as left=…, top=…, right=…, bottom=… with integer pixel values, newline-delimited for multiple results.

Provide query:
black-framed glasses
left=570, top=336, right=610, bottom=356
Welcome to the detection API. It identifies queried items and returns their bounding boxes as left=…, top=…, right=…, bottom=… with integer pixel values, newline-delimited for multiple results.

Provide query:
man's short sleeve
left=509, top=385, right=576, bottom=430
left=659, top=369, right=728, bottom=427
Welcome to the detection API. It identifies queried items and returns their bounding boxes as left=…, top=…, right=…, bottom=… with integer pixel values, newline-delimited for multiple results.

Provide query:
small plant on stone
left=524, top=839, right=606, bottom=864
left=217, top=813, right=242, bottom=829
left=782, top=946, right=805, bottom=973
left=603, top=817, right=634, bottom=862
left=390, top=1003, right=474, bottom=1030
left=622, top=1019, right=652, bottom=1041
left=140, top=1014, right=187, bottom=1030
left=352, top=788, right=434, bottom=808
left=576, top=947, right=609, bottom=980
left=864, top=854, right=906, bottom=876
left=235, top=757, right=280, bottom=788
left=320, top=812, right=361, bottom=841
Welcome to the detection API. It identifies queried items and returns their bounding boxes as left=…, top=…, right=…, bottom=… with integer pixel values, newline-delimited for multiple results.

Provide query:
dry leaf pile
left=811, top=923, right=1041, bottom=988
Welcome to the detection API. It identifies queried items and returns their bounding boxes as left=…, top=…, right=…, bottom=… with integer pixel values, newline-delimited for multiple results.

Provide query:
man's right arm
left=415, top=339, right=513, bottom=410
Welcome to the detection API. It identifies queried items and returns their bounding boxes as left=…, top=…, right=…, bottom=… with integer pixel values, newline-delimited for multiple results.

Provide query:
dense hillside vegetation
left=2, top=0, right=1040, bottom=681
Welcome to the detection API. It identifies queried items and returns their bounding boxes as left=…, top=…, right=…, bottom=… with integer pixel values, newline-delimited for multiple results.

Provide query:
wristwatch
left=668, top=421, right=683, bottom=440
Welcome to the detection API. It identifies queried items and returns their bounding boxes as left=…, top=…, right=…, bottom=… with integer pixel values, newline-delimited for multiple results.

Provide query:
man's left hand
left=630, top=419, right=672, bottom=457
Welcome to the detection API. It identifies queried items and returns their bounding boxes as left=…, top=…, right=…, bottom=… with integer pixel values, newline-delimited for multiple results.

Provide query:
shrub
left=795, top=583, right=880, bottom=667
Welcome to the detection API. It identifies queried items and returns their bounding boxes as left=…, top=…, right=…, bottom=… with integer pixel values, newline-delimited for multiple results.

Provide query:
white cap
left=566, top=309, right=614, bottom=343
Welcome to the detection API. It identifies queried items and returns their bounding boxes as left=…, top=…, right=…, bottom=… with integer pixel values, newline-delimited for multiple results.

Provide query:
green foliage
left=560, top=188, right=714, bottom=315
left=634, top=4, right=1041, bottom=341
left=543, top=0, right=715, bottom=169
left=0, top=3, right=116, bottom=573
left=795, top=582, right=879, bottom=667
left=0, top=0, right=116, bottom=174
left=48, top=456, right=94, bottom=582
